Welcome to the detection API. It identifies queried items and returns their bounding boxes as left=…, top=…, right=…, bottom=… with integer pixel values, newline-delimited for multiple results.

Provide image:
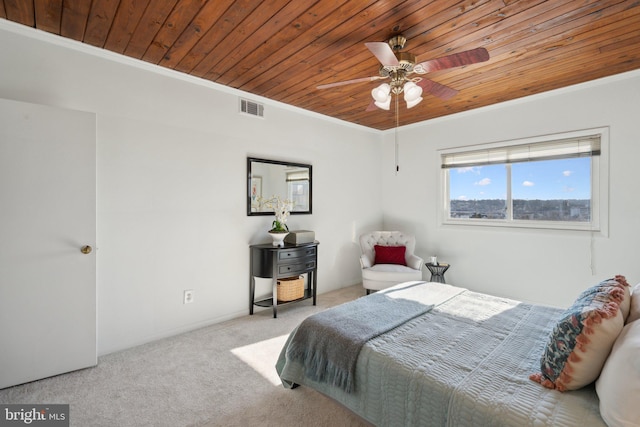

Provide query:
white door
left=0, top=98, right=96, bottom=389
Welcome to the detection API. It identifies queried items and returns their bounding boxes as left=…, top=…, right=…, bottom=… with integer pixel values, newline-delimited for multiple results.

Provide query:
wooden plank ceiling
left=2, top=1, right=640, bottom=130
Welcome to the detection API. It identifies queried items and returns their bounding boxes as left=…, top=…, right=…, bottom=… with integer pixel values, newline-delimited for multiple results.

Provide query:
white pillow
left=626, top=282, right=640, bottom=324
left=596, top=320, right=640, bottom=426
left=619, top=282, right=631, bottom=320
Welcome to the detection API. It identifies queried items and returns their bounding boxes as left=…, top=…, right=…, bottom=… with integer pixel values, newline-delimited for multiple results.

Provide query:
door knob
left=81, top=245, right=92, bottom=254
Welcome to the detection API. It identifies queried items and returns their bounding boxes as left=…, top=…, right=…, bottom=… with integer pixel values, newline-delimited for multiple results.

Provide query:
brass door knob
left=81, top=245, right=92, bottom=254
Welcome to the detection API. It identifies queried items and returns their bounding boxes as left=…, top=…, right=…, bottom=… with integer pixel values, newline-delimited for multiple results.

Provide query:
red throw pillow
left=374, top=245, right=407, bottom=266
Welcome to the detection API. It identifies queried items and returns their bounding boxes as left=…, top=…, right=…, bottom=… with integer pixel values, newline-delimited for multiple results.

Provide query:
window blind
left=286, top=170, right=309, bottom=182
left=441, top=135, right=601, bottom=169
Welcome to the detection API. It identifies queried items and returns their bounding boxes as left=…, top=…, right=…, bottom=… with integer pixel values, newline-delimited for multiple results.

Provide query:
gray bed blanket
left=284, top=281, right=465, bottom=392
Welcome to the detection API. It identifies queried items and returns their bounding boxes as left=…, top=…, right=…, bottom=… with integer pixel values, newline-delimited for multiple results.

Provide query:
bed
left=276, top=280, right=612, bottom=427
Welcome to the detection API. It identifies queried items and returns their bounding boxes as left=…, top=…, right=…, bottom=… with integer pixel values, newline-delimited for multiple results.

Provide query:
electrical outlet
left=183, top=289, right=194, bottom=304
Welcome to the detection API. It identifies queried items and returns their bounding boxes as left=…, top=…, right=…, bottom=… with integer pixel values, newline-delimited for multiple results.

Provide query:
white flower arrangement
left=259, top=195, right=294, bottom=232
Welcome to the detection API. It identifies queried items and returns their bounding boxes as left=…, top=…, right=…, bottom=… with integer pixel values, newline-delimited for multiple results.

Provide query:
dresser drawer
left=278, top=246, right=316, bottom=261
left=278, top=260, right=316, bottom=276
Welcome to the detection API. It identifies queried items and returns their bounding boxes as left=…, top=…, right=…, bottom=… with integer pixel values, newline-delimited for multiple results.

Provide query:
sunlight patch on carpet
left=231, top=334, right=289, bottom=386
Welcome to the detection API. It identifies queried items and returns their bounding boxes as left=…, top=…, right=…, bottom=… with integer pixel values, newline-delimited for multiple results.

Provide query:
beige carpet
left=0, top=285, right=373, bottom=427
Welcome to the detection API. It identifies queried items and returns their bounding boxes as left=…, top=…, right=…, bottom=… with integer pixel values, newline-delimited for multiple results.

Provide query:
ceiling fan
left=317, top=35, right=490, bottom=111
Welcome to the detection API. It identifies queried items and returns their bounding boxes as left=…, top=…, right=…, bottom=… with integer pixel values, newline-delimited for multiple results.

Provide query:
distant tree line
left=451, top=199, right=590, bottom=221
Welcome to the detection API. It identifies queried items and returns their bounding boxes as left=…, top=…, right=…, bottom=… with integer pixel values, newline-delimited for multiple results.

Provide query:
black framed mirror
left=247, top=157, right=312, bottom=216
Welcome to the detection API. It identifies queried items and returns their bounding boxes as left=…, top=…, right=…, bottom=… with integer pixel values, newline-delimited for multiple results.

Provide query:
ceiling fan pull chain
left=395, top=95, right=400, bottom=174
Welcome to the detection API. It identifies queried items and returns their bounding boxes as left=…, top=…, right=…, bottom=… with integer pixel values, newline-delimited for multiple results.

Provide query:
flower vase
left=268, top=231, right=288, bottom=247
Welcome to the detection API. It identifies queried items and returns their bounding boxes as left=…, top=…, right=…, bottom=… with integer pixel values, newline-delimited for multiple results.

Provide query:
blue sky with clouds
left=449, top=157, right=591, bottom=200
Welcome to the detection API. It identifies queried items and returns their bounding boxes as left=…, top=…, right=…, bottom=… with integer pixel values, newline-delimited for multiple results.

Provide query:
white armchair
left=359, top=231, right=424, bottom=294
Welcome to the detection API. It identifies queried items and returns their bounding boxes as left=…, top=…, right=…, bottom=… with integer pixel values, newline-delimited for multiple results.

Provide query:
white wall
left=384, top=70, right=640, bottom=308
left=0, top=21, right=383, bottom=355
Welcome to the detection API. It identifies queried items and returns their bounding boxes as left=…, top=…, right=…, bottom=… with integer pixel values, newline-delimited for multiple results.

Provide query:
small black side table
left=249, top=241, right=318, bottom=318
left=426, top=263, right=450, bottom=283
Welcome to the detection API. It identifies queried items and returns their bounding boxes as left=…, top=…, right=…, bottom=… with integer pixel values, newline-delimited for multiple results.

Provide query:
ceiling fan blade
left=365, top=100, right=378, bottom=111
left=365, top=42, right=399, bottom=67
left=417, top=79, right=458, bottom=100
left=414, top=47, right=489, bottom=74
left=316, top=75, right=385, bottom=90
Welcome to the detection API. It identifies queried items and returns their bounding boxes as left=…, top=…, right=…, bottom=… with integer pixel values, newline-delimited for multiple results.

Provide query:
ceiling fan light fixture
left=403, top=81, right=423, bottom=108
left=405, top=96, right=423, bottom=109
left=374, top=97, right=391, bottom=110
left=372, top=83, right=391, bottom=101
left=403, top=81, right=422, bottom=101
left=372, top=83, right=391, bottom=110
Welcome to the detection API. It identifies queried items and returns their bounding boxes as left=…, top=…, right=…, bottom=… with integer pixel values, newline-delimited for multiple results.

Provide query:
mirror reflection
left=247, top=157, right=312, bottom=215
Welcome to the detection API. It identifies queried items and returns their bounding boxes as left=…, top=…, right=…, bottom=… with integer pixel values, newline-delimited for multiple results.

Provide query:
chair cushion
left=374, top=245, right=406, bottom=266
left=362, top=264, right=422, bottom=282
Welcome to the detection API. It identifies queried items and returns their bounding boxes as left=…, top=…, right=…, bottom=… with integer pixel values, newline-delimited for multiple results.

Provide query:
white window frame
left=438, top=127, right=609, bottom=235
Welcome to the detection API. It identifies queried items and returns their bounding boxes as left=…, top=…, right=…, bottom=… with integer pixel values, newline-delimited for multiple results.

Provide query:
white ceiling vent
left=239, top=98, right=264, bottom=118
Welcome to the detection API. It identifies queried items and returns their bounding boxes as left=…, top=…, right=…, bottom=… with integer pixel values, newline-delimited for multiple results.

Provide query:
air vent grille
left=240, top=98, right=264, bottom=118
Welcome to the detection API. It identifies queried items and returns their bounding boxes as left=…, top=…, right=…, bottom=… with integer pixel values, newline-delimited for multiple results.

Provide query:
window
left=287, top=169, right=310, bottom=212
left=440, top=128, right=608, bottom=232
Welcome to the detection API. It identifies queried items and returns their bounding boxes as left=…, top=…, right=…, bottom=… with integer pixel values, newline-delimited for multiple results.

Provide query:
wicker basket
left=277, top=276, right=305, bottom=302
